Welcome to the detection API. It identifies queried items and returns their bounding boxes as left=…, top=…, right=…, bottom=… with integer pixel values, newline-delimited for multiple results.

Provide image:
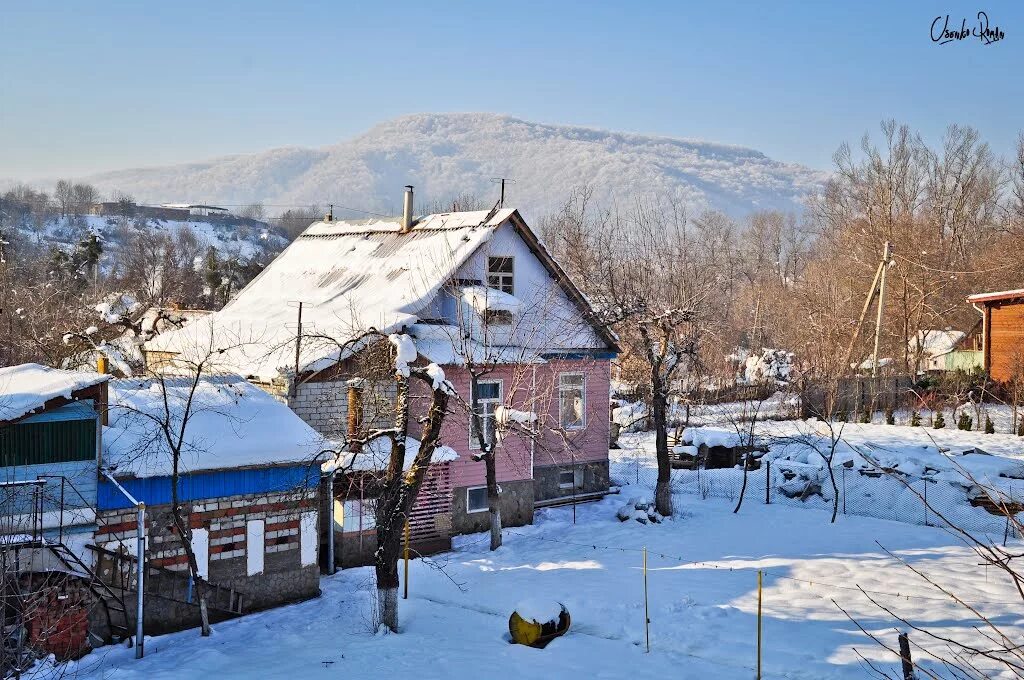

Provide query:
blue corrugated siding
left=97, top=464, right=321, bottom=510
left=0, top=461, right=97, bottom=513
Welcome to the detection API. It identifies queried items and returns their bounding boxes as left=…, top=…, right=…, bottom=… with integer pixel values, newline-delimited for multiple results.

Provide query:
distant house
left=908, top=326, right=983, bottom=374
left=967, top=289, right=1024, bottom=383
left=97, top=376, right=326, bottom=633
left=144, top=189, right=618, bottom=559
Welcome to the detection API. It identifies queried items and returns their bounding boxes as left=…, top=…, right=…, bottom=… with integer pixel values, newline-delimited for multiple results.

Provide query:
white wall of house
left=418, top=221, right=606, bottom=352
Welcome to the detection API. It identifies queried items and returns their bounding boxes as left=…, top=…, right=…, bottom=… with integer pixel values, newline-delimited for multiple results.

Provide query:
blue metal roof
left=19, top=400, right=97, bottom=424
left=97, top=463, right=321, bottom=510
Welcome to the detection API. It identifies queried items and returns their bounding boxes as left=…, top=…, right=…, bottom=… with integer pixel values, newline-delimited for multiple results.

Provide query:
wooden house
left=967, top=289, right=1024, bottom=383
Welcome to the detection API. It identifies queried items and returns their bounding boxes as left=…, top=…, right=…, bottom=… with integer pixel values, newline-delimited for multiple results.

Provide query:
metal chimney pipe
left=401, top=185, right=414, bottom=233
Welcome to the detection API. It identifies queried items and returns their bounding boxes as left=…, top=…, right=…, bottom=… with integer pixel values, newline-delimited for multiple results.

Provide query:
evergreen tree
left=910, top=410, right=921, bottom=427
left=985, top=416, right=995, bottom=434
left=934, top=411, right=945, bottom=429
left=957, top=411, right=972, bottom=431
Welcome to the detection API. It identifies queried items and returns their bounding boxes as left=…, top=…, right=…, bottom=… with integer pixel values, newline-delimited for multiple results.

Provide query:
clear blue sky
left=2, top=1, right=1022, bottom=178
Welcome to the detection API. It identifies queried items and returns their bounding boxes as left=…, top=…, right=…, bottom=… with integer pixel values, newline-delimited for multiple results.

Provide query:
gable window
left=487, top=257, right=514, bottom=295
left=559, top=373, right=586, bottom=429
left=466, top=486, right=489, bottom=513
left=470, top=380, right=502, bottom=449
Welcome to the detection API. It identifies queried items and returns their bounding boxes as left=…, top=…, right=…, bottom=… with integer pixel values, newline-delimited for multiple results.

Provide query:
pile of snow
left=742, top=348, right=794, bottom=384
left=616, top=497, right=664, bottom=524
left=103, top=375, right=326, bottom=478
left=461, top=285, right=523, bottom=314
left=0, top=363, right=109, bottom=423
left=514, top=598, right=564, bottom=624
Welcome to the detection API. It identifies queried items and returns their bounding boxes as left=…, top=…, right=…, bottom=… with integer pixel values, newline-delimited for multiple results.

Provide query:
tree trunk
left=485, top=454, right=502, bottom=550
left=374, top=525, right=402, bottom=632
left=652, top=378, right=673, bottom=517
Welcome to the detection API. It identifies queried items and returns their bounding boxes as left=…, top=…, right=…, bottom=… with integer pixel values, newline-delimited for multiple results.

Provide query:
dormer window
left=487, top=257, right=514, bottom=295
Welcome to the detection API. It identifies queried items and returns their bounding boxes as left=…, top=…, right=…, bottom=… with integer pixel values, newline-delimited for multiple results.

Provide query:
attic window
left=487, top=257, right=514, bottom=295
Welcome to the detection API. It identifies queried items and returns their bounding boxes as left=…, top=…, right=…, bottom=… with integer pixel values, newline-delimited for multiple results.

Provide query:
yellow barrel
left=509, top=601, right=570, bottom=648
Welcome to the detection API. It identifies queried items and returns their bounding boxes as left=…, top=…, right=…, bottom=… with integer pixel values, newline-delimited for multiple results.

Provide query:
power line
left=893, top=253, right=1021, bottom=276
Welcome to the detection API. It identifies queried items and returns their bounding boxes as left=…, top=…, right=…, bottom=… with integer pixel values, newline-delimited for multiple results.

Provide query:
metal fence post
left=842, top=467, right=847, bottom=515
left=923, top=480, right=929, bottom=527
left=765, top=460, right=771, bottom=505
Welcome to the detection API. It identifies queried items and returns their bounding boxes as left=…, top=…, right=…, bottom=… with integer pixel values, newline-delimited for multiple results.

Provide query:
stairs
left=46, top=541, right=133, bottom=644
left=89, top=544, right=246, bottom=618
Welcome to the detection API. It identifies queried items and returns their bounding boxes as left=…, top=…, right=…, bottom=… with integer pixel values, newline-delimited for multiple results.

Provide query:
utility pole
left=871, top=241, right=893, bottom=378
left=291, top=301, right=304, bottom=397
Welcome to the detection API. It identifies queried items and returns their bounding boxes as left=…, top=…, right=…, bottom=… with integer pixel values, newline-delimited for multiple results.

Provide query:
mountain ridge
left=83, top=113, right=826, bottom=220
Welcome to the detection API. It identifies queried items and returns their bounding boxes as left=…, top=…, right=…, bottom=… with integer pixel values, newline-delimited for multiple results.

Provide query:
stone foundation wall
left=450, top=478, right=534, bottom=535
left=533, top=460, right=610, bottom=502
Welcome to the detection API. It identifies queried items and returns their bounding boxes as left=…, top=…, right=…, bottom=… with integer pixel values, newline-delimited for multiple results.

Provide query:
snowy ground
left=60, top=447, right=1024, bottom=679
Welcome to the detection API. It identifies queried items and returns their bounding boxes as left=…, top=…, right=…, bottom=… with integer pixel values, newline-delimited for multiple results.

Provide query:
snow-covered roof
left=908, top=330, right=966, bottom=357
left=321, top=436, right=458, bottom=474
left=103, top=376, right=326, bottom=478
left=406, top=323, right=546, bottom=366
left=0, top=364, right=109, bottom=424
left=145, top=209, right=516, bottom=381
left=967, top=288, right=1024, bottom=304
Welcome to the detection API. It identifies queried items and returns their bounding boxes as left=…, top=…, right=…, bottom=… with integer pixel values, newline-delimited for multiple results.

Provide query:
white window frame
left=558, top=468, right=584, bottom=490
left=339, top=498, right=376, bottom=533
left=466, top=486, right=489, bottom=513
left=558, top=372, right=587, bottom=430
left=487, top=256, right=514, bottom=295
left=469, top=378, right=503, bottom=449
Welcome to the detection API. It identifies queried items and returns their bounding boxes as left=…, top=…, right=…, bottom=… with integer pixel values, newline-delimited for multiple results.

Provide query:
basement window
left=558, top=468, right=584, bottom=490
left=467, top=487, right=488, bottom=513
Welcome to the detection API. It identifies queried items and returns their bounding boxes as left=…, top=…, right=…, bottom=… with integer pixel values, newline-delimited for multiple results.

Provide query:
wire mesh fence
left=616, top=447, right=1022, bottom=538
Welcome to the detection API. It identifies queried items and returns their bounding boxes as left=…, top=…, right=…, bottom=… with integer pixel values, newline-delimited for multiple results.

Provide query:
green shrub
left=910, top=411, right=921, bottom=427
left=957, top=412, right=972, bottom=431
left=985, top=416, right=995, bottom=434
left=859, top=408, right=872, bottom=424
left=934, top=411, right=945, bottom=429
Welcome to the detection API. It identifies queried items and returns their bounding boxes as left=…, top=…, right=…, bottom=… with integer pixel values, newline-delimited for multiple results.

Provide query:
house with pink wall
left=145, top=187, right=617, bottom=559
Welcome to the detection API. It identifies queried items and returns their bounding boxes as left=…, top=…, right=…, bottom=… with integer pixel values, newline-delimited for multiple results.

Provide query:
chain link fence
left=615, top=448, right=1022, bottom=538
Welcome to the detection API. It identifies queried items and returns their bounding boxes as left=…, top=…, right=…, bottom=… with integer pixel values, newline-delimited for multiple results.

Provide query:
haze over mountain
left=83, top=113, right=826, bottom=220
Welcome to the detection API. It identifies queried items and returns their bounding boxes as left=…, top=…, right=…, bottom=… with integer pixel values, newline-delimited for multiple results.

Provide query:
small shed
left=97, top=375, right=327, bottom=633
left=967, top=289, right=1024, bottom=383
left=1, top=364, right=110, bottom=538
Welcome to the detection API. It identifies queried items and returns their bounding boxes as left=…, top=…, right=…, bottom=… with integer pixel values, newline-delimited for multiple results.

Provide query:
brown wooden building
left=967, top=289, right=1024, bottom=383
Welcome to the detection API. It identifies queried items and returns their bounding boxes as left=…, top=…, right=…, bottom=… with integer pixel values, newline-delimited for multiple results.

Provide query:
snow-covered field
left=61, top=432, right=1024, bottom=679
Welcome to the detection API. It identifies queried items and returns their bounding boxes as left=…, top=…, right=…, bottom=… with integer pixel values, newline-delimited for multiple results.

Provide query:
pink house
left=145, top=188, right=617, bottom=555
